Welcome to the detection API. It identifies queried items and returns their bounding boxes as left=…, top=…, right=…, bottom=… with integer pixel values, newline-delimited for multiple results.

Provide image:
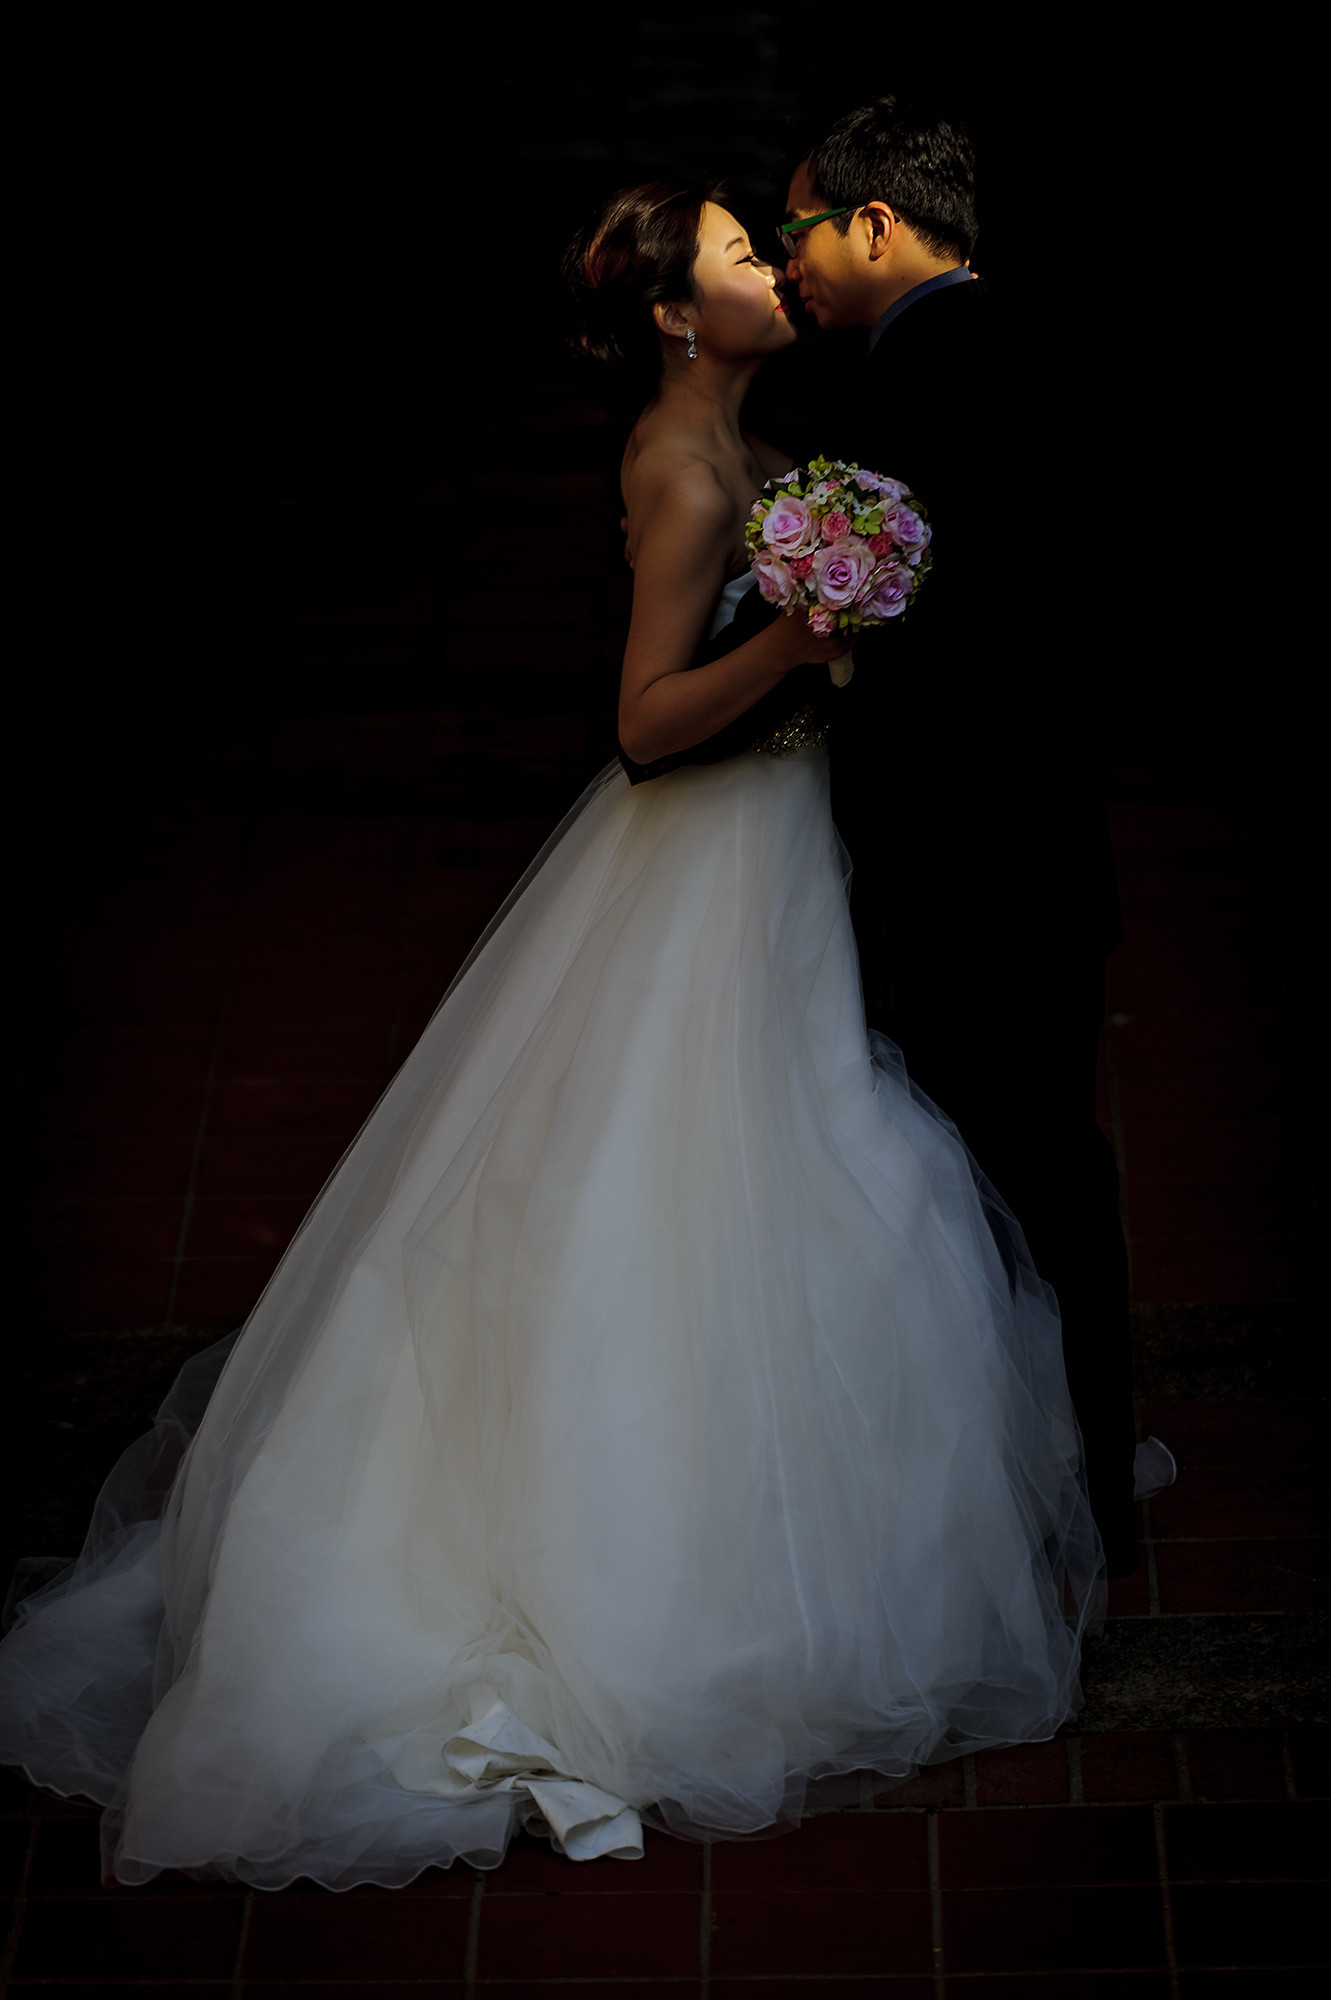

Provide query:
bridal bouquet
left=745, top=457, right=931, bottom=683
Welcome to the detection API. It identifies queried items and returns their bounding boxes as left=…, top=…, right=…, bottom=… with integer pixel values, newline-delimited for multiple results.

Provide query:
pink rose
left=868, top=533, right=893, bottom=556
left=853, top=468, right=909, bottom=501
left=761, top=495, right=815, bottom=556
left=861, top=562, right=914, bottom=619
left=882, top=504, right=929, bottom=559
left=820, top=510, right=852, bottom=542
left=752, top=546, right=795, bottom=605
left=812, top=536, right=876, bottom=609
left=789, top=554, right=815, bottom=579
left=808, top=604, right=839, bottom=636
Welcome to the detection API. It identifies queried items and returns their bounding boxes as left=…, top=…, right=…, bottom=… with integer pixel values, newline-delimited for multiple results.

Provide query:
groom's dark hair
left=809, top=97, right=977, bottom=263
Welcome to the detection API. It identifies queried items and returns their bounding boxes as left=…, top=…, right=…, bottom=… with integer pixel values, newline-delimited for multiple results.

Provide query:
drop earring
left=686, top=327, right=698, bottom=362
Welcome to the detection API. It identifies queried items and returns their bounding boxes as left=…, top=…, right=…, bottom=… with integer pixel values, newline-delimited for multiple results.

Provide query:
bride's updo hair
left=563, top=180, right=720, bottom=408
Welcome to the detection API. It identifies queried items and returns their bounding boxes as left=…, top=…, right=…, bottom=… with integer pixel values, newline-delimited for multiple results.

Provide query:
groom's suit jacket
left=833, top=278, right=1138, bottom=1573
left=827, top=275, right=1121, bottom=1025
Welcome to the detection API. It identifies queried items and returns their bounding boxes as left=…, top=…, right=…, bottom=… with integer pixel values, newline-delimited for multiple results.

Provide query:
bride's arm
left=618, top=463, right=841, bottom=766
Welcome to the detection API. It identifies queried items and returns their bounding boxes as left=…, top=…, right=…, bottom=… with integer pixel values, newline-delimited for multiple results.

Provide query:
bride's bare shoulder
left=622, top=425, right=732, bottom=536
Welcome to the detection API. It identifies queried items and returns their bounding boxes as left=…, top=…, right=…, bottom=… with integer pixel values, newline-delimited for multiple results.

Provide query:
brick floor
left=5, top=374, right=1325, bottom=1991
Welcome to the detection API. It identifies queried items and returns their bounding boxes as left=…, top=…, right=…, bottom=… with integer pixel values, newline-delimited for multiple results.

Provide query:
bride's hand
left=766, top=610, right=855, bottom=672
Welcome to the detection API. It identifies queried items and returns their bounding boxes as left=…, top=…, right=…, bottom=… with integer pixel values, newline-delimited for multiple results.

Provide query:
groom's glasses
left=775, top=206, right=856, bottom=258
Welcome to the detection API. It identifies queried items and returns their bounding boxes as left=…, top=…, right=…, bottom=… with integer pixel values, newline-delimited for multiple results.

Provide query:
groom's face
left=784, top=160, right=867, bottom=330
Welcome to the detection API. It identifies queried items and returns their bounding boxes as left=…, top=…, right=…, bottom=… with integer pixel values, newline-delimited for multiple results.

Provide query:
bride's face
left=687, top=204, right=795, bottom=362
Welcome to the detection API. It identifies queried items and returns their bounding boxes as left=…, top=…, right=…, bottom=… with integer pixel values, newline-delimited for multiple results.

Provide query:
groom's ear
left=863, top=204, right=897, bottom=263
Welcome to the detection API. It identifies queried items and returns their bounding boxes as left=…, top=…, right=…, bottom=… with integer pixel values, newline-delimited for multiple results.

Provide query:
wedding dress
left=0, top=576, right=1102, bottom=1888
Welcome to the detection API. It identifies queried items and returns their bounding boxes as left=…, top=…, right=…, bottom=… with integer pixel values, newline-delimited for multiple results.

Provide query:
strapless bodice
left=706, top=570, right=760, bottom=641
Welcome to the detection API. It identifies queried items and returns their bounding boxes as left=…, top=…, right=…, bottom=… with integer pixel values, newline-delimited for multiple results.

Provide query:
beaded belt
left=749, top=703, right=831, bottom=757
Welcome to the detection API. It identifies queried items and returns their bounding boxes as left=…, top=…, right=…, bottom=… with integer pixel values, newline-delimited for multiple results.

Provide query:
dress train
left=0, top=747, right=1102, bottom=1887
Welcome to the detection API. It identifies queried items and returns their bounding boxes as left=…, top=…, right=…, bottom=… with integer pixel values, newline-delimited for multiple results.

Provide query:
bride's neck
left=652, top=356, right=761, bottom=445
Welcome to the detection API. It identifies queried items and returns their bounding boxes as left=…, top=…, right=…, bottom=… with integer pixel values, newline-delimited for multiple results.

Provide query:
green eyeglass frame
left=774, top=206, right=855, bottom=258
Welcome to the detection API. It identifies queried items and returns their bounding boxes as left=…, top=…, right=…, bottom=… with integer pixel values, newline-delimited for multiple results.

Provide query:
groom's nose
left=785, top=251, right=802, bottom=285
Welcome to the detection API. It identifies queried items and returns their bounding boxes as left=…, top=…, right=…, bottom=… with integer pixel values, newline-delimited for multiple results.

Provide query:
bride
left=0, top=182, right=1101, bottom=1889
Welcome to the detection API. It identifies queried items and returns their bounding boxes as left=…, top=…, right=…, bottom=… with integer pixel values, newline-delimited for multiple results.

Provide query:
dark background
left=24, top=11, right=1229, bottom=757
left=15, top=14, right=1293, bottom=1437
left=4, top=26, right=1324, bottom=1990
left=19, top=10, right=1283, bottom=1075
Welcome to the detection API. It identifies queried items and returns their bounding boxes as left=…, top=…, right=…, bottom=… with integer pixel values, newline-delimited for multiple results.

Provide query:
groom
left=781, top=98, right=1141, bottom=1573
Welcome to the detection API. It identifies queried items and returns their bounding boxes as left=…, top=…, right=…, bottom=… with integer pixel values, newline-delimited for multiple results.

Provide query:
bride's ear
left=654, top=300, right=693, bottom=345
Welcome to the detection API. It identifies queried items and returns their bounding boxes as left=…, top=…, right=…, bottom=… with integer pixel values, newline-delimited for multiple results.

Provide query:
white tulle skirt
left=0, top=749, right=1102, bottom=1888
